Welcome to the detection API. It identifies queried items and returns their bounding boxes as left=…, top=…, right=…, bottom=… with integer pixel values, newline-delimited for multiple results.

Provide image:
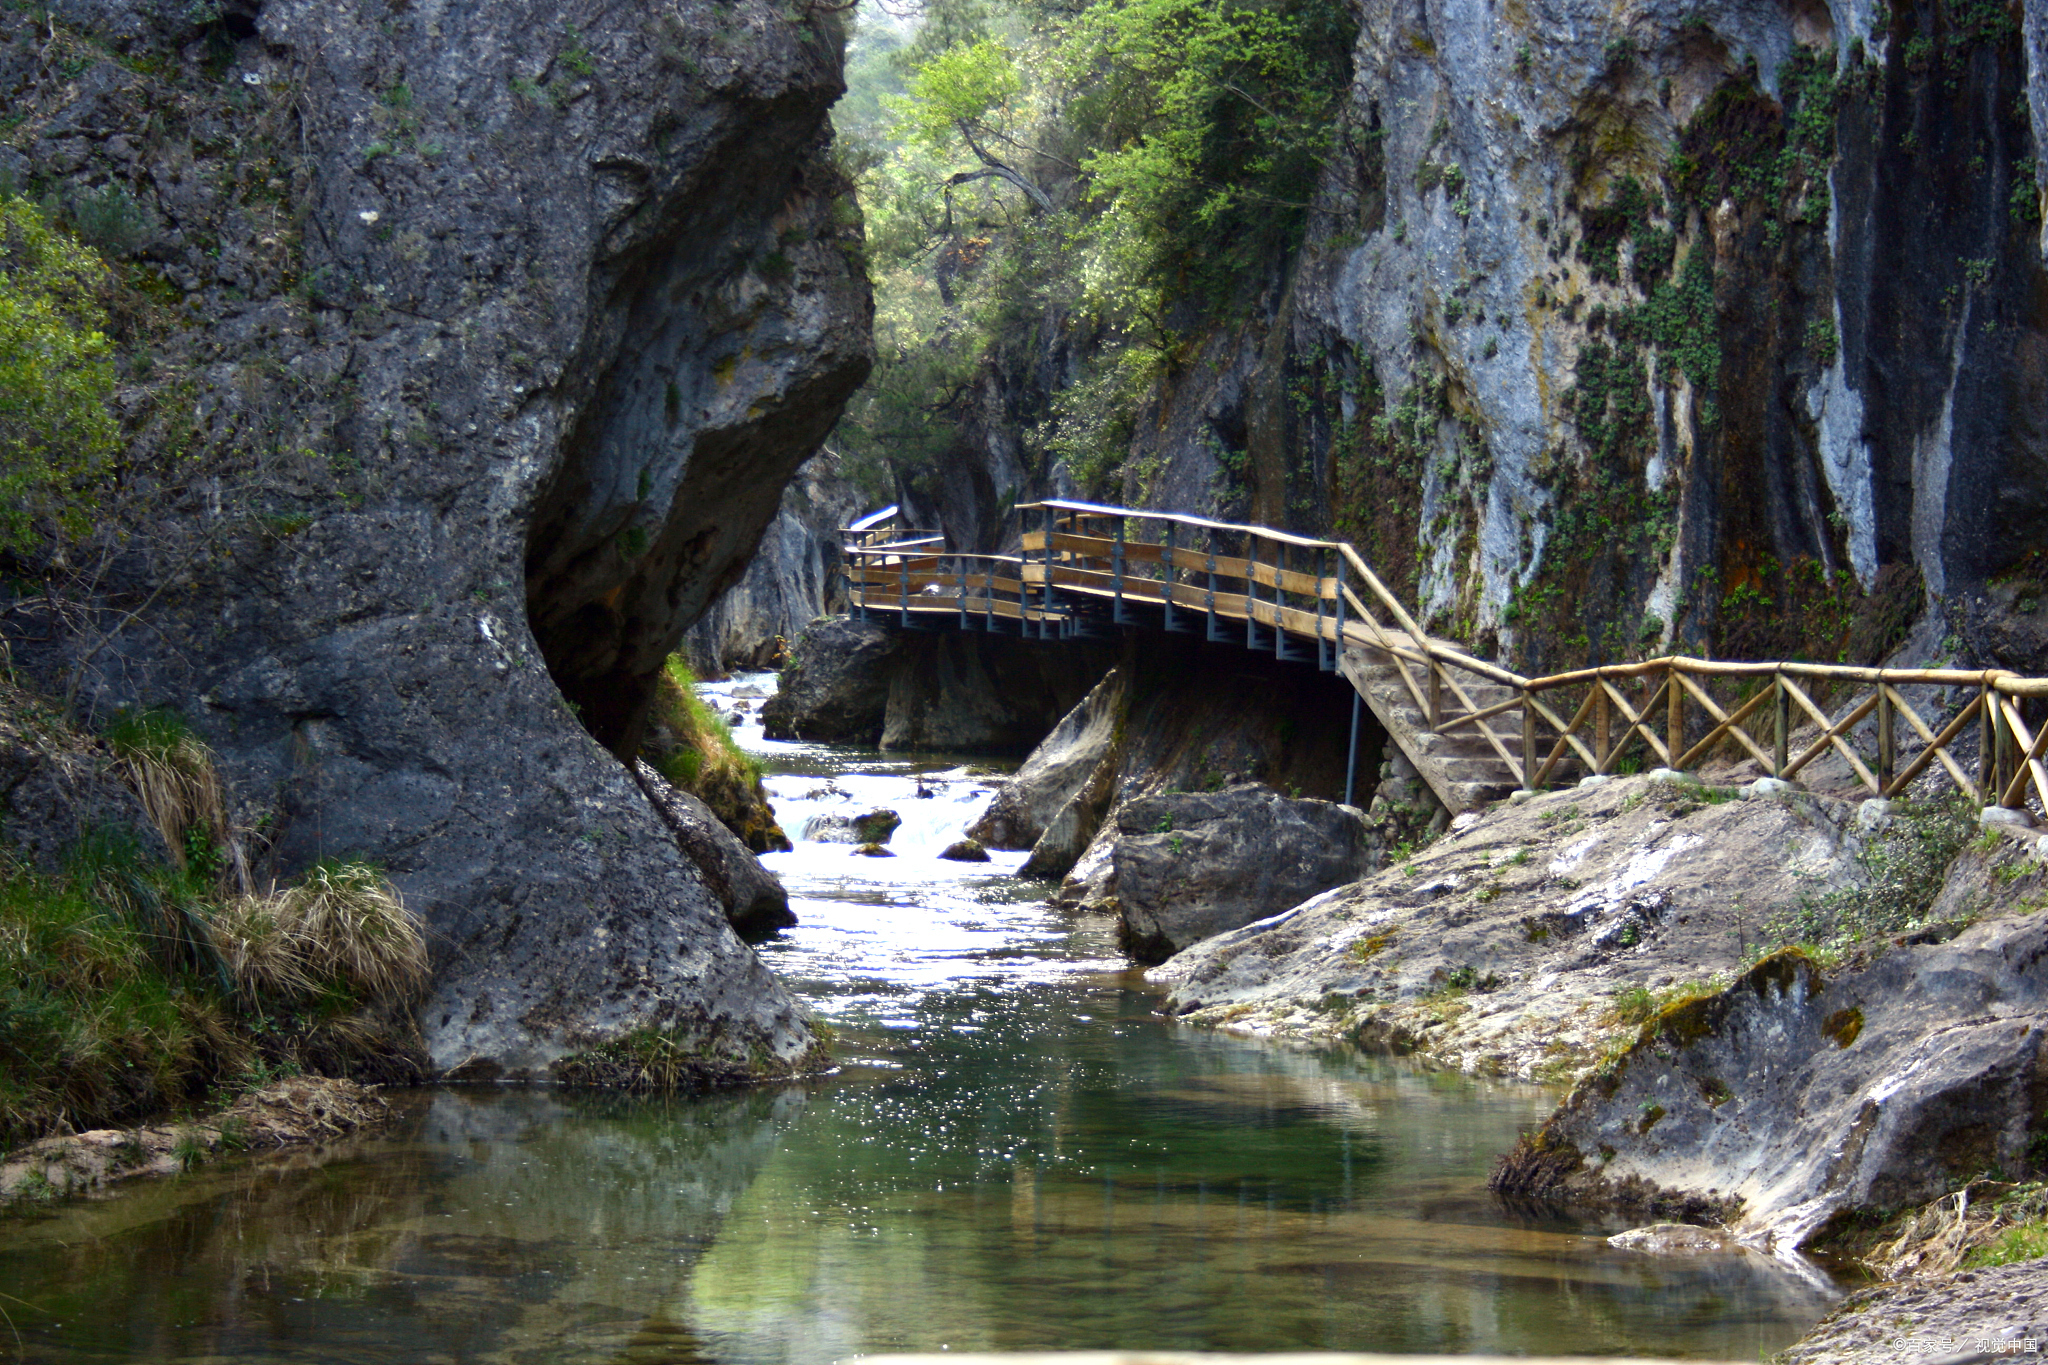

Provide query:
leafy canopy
left=0, top=195, right=117, bottom=552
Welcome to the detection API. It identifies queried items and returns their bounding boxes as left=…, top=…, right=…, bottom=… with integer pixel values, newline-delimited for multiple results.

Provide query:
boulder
left=760, top=616, right=898, bottom=744
left=803, top=807, right=901, bottom=844
left=969, top=668, right=1125, bottom=850
left=938, top=838, right=990, bottom=862
left=0, top=0, right=869, bottom=1081
left=1114, top=784, right=1372, bottom=964
left=1493, top=908, right=2048, bottom=1253
left=633, top=763, right=794, bottom=944
left=853, top=842, right=894, bottom=858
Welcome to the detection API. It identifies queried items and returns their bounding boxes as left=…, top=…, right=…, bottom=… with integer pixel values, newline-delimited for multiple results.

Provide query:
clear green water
left=0, top=696, right=1845, bottom=1362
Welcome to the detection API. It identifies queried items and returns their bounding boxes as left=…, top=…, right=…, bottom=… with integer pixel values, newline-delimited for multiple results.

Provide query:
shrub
left=0, top=194, right=119, bottom=552
left=103, top=707, right=229, bottom=877
left=1761, top=798, right=1978, bottom=956
left=0, top=848, right=425, bottom=1148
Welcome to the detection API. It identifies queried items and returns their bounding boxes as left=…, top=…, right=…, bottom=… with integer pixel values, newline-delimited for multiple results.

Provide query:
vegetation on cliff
left=642, top=658, right=790, bottom=853
left=832, top=0, right=1351, bottom=502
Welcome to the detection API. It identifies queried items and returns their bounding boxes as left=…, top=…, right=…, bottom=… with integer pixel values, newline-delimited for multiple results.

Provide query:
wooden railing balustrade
left=840, top=501, right=2048, bottom=817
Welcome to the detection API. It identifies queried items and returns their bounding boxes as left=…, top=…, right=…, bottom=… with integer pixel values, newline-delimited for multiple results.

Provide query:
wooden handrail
left=843, top=501, right=2048, bottom=813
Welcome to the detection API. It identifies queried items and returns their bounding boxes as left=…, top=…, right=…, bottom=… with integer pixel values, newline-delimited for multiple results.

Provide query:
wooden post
left=1981, top=681, right=1997, bottom=804
left=1997, top=692, right=2017, bottom=807
left=1245, top=535, right=1259, bottom=650
left=1113, top=517, right=1126, bottom=623
left=1162, top=520, right=1177, bottom=632
left=1773, top=673, right=1790, bottom=779
left=1522, top=691, right=1537, bottom=790
left=1667, top=663, right=1684, bottom=774
left=1041, top=504, right=1057, bottom=638
left=1315, top=547, right=1327, bottom=665
left=1428, top=661, right=1443, bottom=730
left=1595, top=681, right=1611, bottom=773
left=1876, top=679, right=1894, bottom=794
left=1334, top=554, right=1347, bottom=648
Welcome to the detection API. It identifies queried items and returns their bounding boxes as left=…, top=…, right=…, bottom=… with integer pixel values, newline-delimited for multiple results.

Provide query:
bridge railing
left=841, top=502, right=2048, bottom=818
left=1519, top=658, right=2048, bottom=810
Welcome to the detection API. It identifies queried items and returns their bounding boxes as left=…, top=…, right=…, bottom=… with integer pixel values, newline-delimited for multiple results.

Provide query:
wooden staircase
left=1341, top=646, right=1575, bottom=813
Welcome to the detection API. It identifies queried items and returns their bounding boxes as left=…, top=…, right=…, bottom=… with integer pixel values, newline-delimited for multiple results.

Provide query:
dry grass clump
left=1839, top=1180, right=2048, bottom=1277
left=101, top=703, right=228, bottom=875
left=642, top=656, right=789, bottom=852
left=211, top=863, right=429, bottom=1006
left=0, top=849, right=427, bottom=1150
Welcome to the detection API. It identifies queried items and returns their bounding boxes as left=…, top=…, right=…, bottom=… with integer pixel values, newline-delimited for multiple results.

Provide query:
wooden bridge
left=842, top=501, right=2048, bottom=819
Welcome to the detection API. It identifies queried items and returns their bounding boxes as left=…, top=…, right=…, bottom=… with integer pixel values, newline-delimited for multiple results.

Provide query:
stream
left=0, top=673, right=1847, bottom=1363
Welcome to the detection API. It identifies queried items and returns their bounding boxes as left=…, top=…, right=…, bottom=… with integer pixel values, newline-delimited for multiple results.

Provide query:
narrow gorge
left=3, top=0, right=2047, bottom=1358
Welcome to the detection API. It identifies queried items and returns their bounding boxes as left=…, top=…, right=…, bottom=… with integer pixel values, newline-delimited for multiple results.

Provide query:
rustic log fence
left=843, top=501, right=2048, bottom=817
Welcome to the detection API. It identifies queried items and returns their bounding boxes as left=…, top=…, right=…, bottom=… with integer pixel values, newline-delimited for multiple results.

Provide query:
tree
left=894, top=38, right=1057, bottom=217
left=0, top=195, right=117, bottom=554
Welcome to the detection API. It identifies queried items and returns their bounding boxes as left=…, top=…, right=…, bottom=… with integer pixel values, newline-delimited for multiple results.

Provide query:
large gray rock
left=878, top=632, right=1118, bottom=753
left=969, top=667, right=1126, bottom=851
left=0, top=0, right=870, bottom=1080
left=1494, top=902, right=2048, bottom=1254
left=0, top=686, right=170, bottom=872
left=1114, top=785, right=1372, bottom=964
left=633, top=761, right=794, bottom=943
left=760, top=615, right=898, bottom=743
left=1151, top=774, right=1870, bottom=1081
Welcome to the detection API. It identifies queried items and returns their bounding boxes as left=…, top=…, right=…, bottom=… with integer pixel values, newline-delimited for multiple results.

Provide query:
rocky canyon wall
left=889, top=0, right=2048, bottom=679
left=0, top=0, right=871, bottom=1077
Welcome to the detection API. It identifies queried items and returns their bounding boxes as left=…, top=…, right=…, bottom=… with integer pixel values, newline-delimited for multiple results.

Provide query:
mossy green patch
left=1824, top=1006, right=1865, bottom=1048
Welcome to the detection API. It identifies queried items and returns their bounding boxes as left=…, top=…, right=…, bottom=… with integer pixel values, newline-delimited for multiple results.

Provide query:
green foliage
left=1759, top=799, right=1977, bottom=958
left=1064, top=0, right=1351, bottom=317
left=644, top=658, right=788, bottom=852
left=895, top=37, right=1022, bottom=154
left=0, top=835, right=421, bottom=1147
left=840, top=0, right=1351, bottom=499
left=0, top=194, right=118, bottom=553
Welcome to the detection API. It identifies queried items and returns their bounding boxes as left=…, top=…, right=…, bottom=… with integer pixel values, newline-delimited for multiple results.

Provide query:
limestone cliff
left=0, top=0, right=872, bottom=1078
left=885, top=0, right=2048, bottom=677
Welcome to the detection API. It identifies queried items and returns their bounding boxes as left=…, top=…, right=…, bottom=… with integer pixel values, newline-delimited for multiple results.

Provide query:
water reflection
left=0, top=677, right=1845, bottom=1362
left=0, top=1089, right=801, bottom=1364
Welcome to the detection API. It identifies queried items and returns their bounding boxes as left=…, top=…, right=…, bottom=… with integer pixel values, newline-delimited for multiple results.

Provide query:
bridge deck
left=845, top=501, right=2048, bottom=818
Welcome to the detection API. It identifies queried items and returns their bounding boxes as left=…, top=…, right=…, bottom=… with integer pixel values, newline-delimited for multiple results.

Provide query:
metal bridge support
left=1345, top=691, right=1362, bottom=808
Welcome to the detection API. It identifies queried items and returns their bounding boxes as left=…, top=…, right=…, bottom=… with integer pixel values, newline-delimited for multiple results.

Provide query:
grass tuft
left=102, top=707, right=230, bottom=879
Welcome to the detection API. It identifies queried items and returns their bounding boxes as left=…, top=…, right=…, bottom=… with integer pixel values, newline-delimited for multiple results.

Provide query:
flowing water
left=0, top=673, right=1848, bottom=1363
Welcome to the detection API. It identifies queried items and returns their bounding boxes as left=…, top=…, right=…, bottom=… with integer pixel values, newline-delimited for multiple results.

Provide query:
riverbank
left=0, top=1075, right=399, bottom=1206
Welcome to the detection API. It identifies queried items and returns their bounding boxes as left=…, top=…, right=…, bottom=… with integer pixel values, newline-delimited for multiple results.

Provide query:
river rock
left=633, top=762, right=795, bottom=944
left=879, top=632, right=1119, bottom=753
left=938, top=838, right=990, bottom=862
left=1151, top=774, right=1871, bottom=1082
left=1114, top=785, right=1373, bottom=964
left=1492, top=888, right=2048, bottom=1254
left=1607, top=1224, right=1732, bottom=1254
left=803, top=807, right=901, bottom=844
left=1779, top=1259, right=2048, bottom=1365
left=761, top=616, right=898, bottom=744
left=853, top=842, right=894, bottom=858
left=970, top=668, right=1126, bottom=850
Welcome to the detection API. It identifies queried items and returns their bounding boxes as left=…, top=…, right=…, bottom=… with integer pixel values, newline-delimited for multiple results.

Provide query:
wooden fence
left=844, top=501, right=2048, bottom=816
